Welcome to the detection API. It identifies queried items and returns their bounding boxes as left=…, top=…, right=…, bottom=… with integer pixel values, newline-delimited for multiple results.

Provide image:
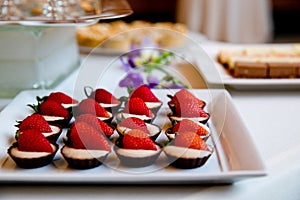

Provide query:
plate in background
left=195, top=43, right=300, bottom=90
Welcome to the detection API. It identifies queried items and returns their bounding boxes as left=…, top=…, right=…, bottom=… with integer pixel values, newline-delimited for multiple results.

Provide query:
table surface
left=0, top=49, right=300, bottom=200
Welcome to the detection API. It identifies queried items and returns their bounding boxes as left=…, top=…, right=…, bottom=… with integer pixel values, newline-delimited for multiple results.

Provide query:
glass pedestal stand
left=0, top=25, right=80, bottom=97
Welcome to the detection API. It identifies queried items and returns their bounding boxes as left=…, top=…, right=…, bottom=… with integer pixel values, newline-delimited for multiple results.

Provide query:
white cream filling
left=97, top=112, right=113, bottom=121
left=42, top=125, right=61, bottom=137
left=62, top=146, right=109, bottom=159
left=99, top=103, right=120, bottom=108
left=117, top=123, right=160, bottom=136
left=62, top=103, right=77, bottom=109
left=116, top=148, right=160, bottom=158
left=118, top=113, right=152, bottom=121
left=42, top=115, right=65, bottom=121
left=170, top=116, right=208, bottom=122
left=145, top=102, right=162, bottom=109
left=163, top=146, right=211, bottom=159
left=198, top=122, right=210, bottom=133
left=11, top=144, right=56, bottom=158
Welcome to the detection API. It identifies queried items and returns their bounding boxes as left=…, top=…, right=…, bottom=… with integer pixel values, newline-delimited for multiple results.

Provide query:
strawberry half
left=39, top=100, right=70, bottom=119
left=90, top=88, right=120, bottom=104
left=69, top=121, right=111, bottom=151
left=76, top=98, right=111, bottom=118
left=174, top=131, right=208, bottom=150
left=124, top=97, right=152, bottom=117
left=18, top=129, right=54, bottom=153
left=169, top=89, right=206, bottom=109
left=123, top=129, right=157, bottom=150
left=172, top=119, right=209, bottom=136
left=18, top=114, right=52, bottom=133
left=129, top=85, right=160, bottom=102
left=47, top=92, right=78, bottom=104
left=118, top=117, right=149, bottom=134
left=175, top=99, right=209, bottom=118
left=75, top=114, right=114, bottom=137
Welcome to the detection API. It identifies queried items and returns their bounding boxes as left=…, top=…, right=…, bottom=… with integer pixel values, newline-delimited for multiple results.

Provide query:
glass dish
left=0, top=0, right=133, bottom=26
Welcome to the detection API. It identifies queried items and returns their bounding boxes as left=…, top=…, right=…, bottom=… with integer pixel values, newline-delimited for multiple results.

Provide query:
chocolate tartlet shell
left=165, top=153, right=212, bottom=169
left=7, top=143, right=58, bottom=169
left=163, top=146, right=213, bottom=169
left=114, top=146, right=161, bottom=168
left=147, top=102, right=163, bottom=115
left=61, top=145, right=109, bottom=169
left=165, top=127, right=210, bottom=141
left=46, top=117, right=72, bottom=128
left=103, top=104, right=122, bottom=114
left=167, top=113, right=210, bottom=125
left=45, top=124, right=63, bottom=142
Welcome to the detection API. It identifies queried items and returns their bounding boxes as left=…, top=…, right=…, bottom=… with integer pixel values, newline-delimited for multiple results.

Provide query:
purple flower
left=140, top=36, right=159, bottom=48
left=146, top=74, right=160, bottom=88
left=127, top=55, right=137, bottom=68
left=119, top=71, right=144, bottom=88
left=120, top=56, right=132, bottom=72
left=161, top=82, right=186, bottom=89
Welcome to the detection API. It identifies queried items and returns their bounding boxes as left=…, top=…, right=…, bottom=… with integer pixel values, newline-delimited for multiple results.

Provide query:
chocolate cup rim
left=7, top=142, right=59, bottom=169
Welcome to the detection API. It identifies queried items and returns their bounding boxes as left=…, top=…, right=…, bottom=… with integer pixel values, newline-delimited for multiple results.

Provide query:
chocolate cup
left=46, top=117, right=72, bottom=128
left=146, top=102, right=163, bottom=115
left=44, top=124, right=63, bottom=142
left=165, top=153, right=212, bottom=169
left=61, top=145, right=109, bottom=169
left=167, top=113, right=210, bottom=125
left=103, top=104, right=122, bottom=115
left=163, top=145, right=213, bottom=169
left=114, top=146, right=162, bottom=168
left=7, top=143, right=58, bottom=169
left=164, top=127, right=210, bottom=142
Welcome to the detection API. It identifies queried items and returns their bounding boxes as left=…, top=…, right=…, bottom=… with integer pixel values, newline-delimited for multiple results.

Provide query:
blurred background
left=107, top=0, right=300, bottom=43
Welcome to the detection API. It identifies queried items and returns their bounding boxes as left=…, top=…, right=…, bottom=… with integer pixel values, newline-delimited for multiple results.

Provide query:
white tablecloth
left=0, top=49, right=300, bottom=199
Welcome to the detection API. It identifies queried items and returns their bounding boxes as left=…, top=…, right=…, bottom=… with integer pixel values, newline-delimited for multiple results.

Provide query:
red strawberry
left=69, top=121, right=111, bottom=151
left=91, top=88, right=120, bottom=104
left=47, top=92, right=78, bottom=104
left=18, top=114, right=52, bottom=133
left=174, top=131, right=208, bottom=150
left=77, top=98, right=110, bottom=118
left=124, top=97, right=152, bottom=117
left=39, top=100, right=70, bottom=119
left=75, top=114, right=114, bottom=137
left=123, top=129, right=156, bottom=150
left=130, top=85, right=160, bottom=102
left=18, top=129, right=54, bottom=153
left=118, top=117, right=149, bottom=134
left=175, top=99, right=208, bottom=118
left=169, top=89, right=205, bottom=108
left=172, top=119, right=208, bottom=136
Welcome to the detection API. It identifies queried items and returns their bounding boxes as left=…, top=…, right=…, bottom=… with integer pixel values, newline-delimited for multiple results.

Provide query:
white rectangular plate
left=0, top=89, right=266, bottom=184
left=195, top=43, right=300, bottom=90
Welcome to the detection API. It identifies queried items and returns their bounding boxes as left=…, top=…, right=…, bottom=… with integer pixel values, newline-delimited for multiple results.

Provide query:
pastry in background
left=76, top=20, right=188, bottom=50
left=217, top=44, right=300, bottom=78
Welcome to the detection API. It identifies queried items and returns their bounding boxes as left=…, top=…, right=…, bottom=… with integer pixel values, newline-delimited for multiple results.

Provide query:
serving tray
left=0, top=89, right=266, bottom=184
